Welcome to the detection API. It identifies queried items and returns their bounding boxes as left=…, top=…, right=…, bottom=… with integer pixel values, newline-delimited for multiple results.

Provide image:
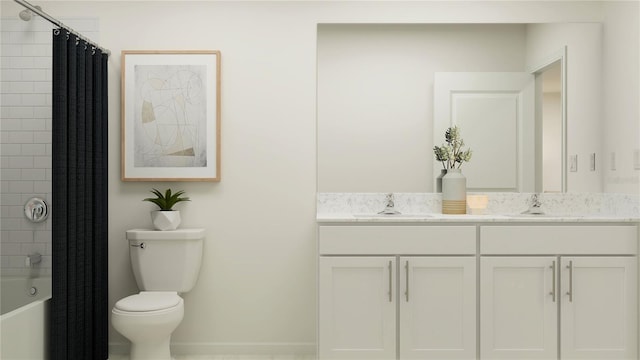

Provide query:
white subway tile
left=1, top=243, right=21, bottom=256
left=8, top=156, right=34, bottom=168
left=8, top=180, right=33, bottom=193
left=0, top=81, right=10, bottom=93
left=1, top=93, right=21, bottom=105
left=33, top=156, right=51, bottom=169
left=45, top=168, right=51, bottom=181
left=9, top=106, right=34, bottom=118
left=33, top=57, right=51, bottom=69
left=0, top=181, right=7, bottom=193
left=0, top=206, right=9, bottom=218
left=0, top=193, right=22, bottom=206
left=0, top=131, right=7, bottom=142
left=0, top=69, right=22, bottom=81
left=33, top=32, right=53, bottom=44
left=20, top=118, right=46, bottom=131
left=21, top=69, right=46, bottom=81
left=33, top=181, right=51, bottom=193
left=22, top=168, right=45, bottom=180
left=1, top=143, right=22, bottom=155
left=8, top=205, right=23, bottom=218
left=0, top=32, right=11, bottom=44
left=22, top=44, right=50, bottom=57
left=8, top=57, right=36, bottom=69
left=22, top=94, right=47, bottom=106
left=33, top=82, right=51, bottom=94
left=10, top=81, right=35, bottom=94
left=1, top=169, right=21, bottom=180
left=8, top=255, right=26, bottom=268
left=34, top=231, right=50, bottom=243
left=33, top=131, right=51, bottom=144
left=1, top=218, right=22, bottom=231
left=1, top=118, right=22, bottom=131
left=64, top=19, right=99, bottom=32
left=44, top=143, right=51, bottom=155
left=8, top=131, right=34, bottom=143
left=10, top=31, right=35, bottom=44
left=21, top=143, right=45, bottom=155
left=46, top=242, right=52, bottom=255
left=33, top=106, right=50, bottom=118
left=0, top=44, right=22, bottom=56
left=0, top=256, right=10, bottom=269
left=33, top=21, right=54, bottom=32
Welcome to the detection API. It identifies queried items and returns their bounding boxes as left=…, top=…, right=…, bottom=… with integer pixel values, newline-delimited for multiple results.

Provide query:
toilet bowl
left=112, top=291, right=184, bottom=360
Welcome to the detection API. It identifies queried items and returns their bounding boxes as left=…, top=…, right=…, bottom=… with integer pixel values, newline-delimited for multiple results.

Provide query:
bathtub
left=1, top=277, right=51, bottom=359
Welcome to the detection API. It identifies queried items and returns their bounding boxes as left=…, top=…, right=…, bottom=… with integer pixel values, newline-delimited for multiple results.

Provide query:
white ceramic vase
left=442, top=168, right=467, bottom=214
left=151, top=210, right=181, bottom=231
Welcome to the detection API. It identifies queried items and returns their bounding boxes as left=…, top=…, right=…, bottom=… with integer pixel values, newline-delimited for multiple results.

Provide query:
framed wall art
left=121, top=50, right=221, bottom=181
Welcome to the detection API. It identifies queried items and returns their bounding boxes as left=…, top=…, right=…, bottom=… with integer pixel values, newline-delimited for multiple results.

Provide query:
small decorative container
left=442, top=169, right=467, bottom=214
left=151, top=210, right=181, bottom=231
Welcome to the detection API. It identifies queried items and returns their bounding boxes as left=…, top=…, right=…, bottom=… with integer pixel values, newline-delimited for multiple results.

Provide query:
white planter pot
left=442, top=168, right=467, bottom=214
left=151, top=210, right=181, bottom=231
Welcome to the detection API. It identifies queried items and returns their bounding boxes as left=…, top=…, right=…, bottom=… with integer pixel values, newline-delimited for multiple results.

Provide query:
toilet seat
left=114, top=292, right=182, bottom=313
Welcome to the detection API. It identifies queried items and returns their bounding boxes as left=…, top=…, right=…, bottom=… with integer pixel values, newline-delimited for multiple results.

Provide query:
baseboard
left=109, top=341, right=316, bottom=357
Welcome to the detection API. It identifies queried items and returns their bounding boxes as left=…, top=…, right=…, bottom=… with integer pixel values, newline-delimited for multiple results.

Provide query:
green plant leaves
left=143, top=188, right=190, bottom=211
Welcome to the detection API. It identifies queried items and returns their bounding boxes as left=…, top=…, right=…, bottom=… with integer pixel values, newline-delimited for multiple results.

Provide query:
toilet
left=112, top=228, right=204, bottom=360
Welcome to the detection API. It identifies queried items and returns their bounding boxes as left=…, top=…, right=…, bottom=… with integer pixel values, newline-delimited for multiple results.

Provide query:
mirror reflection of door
left=538, top=61, right=563, bottom=193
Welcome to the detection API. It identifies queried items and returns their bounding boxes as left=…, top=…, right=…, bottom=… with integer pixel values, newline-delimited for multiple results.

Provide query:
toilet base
left=130, top=336, right=171, bottom=360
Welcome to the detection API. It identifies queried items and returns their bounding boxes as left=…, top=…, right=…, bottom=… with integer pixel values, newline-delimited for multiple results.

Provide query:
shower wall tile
left=1, top=17, right=98, bottom=275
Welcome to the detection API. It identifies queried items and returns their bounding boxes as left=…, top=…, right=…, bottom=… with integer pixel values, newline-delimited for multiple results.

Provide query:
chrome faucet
left=25, top=252, right=42, bottom=268
left=523, top=193, right=544, bottom=214
left=378, top=193, right=401, bottom=215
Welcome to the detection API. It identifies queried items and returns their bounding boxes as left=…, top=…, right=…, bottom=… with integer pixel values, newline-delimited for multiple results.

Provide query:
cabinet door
left=561, top=257, right=637, bottom=359
left=319, top=256, right=396, bottom=359
left=399, top=256, right=476, bottom=359
left=481, top=256, right=558, bottom=359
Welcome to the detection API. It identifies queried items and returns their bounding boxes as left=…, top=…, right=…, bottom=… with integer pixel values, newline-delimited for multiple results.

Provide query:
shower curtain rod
left=14, top=0, right=111, bottom=56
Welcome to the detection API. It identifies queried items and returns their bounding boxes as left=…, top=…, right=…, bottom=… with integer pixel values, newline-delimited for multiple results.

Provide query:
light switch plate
left=570, top=155, right=578, bottom=172
left=590, top=153, right=596, bottom=171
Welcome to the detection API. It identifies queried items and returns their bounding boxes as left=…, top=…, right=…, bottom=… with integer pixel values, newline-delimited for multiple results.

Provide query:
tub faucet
left=378, top=193, right=401, bottom=215
left=25, top=252, right=42, bottom=268
left=523, top=193, right=544, bottom=214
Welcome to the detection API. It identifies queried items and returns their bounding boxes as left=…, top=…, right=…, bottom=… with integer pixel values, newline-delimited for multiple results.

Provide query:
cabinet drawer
left=481, top=225, right=638, bottom=255
left=319, top=225, right=476, bottom=255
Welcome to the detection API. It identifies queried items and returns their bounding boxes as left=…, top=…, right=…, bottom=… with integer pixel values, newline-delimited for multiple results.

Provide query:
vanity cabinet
left=480, top=225, right=638, bottom=360
left=318, top=226, right=477, bottom=360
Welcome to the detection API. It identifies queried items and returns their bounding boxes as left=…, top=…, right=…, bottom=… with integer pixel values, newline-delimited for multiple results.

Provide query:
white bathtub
left=1, top=277, right=51, bottom=359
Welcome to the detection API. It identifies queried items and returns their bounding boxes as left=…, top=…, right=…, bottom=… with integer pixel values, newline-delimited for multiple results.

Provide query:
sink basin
left=353, top=213, right=433, bottom=218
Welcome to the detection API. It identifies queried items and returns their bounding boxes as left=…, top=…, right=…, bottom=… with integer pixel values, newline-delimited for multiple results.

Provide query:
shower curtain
left=51, top=30, right=108, bottom=360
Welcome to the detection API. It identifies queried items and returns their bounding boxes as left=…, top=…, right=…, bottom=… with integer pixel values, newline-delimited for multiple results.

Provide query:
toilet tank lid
left=114, top=292, right=181, bottom=312
left=126, top=228, right=204, bottom=240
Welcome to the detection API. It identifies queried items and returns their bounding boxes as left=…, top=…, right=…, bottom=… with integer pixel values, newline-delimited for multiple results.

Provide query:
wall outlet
left=611, top=152, right=617, bottom=171
left=590, top=153, right=596, bottom=171
left=634, top=149, right=640, bottom=170
left=570, top=154, right=578, bottom=172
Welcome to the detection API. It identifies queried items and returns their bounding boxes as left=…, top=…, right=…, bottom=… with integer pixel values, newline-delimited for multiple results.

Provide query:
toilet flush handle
left=130, top=242, right=145, bottom=249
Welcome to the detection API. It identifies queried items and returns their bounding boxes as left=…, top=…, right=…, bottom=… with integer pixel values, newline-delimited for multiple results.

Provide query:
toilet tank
left=126, top=229, right=204, bottom=293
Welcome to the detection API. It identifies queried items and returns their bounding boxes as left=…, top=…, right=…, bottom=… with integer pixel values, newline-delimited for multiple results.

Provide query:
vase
left=435, top=169, right=447, bottom=193
left=442, top=168, right=466, bottom=214
left=151, top=210, right=181, bottom=231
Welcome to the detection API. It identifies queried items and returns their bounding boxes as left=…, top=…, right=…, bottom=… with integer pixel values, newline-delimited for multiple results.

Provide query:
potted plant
left=143, top=188, right=190, bottom=231
left=433, top=126, right=472, bottom=214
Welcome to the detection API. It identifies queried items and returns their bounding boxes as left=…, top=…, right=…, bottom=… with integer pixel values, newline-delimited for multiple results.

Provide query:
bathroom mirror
left=317, top=23, right=600, bottom=193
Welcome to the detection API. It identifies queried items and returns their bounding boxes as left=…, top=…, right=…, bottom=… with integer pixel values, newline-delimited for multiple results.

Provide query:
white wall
left=602, top=1, right=640, bottom=194
left=525, top=23, right=603, bottom=192
left=317, top=24, right=526, bottom=193
left=1, top=0, right=621, bottom=356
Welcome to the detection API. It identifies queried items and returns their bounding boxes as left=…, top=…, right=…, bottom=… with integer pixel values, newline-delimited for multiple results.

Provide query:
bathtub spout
left=25, top=253, right=42, bottom=268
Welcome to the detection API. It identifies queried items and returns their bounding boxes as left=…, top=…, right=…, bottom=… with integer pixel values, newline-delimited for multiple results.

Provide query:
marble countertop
left=317, top=213, right=639, bottom=223
left=317, top=192, right=640, bottom=223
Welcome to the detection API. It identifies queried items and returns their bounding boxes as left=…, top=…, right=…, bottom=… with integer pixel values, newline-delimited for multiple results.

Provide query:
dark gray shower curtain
left=51, top=30, right=108, bottom=360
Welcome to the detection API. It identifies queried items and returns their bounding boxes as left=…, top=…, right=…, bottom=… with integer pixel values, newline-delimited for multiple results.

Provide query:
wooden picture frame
left=121, top=50, right=221, bottom=181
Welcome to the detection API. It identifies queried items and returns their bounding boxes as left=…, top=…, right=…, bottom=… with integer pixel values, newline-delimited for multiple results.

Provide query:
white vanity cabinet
left=318, top=225, right=477, bottom=360
left=480, top=225, right=638, bottom=360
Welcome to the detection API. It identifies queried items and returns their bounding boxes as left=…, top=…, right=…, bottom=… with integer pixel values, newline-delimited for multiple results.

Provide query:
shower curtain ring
left=54, top=28, right=60, bottom=36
